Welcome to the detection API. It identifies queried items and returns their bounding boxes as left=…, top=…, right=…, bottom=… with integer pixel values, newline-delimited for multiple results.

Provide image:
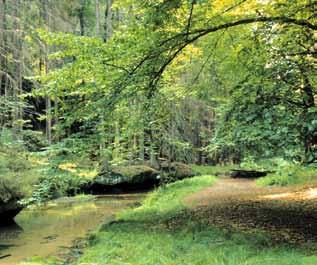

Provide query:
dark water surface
left=0, top=194, right=144, bottom=265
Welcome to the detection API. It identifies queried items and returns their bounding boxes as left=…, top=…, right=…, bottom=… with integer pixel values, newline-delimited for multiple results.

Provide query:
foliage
left=20, top=167, right=90, bottom=206
left=257, top=163, right=317, bottom=187
left=21, top=130, right=47, bottom=152
left=0, top=130, right=42, bottom=197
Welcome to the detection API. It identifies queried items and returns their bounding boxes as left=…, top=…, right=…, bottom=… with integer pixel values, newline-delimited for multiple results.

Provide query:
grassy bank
left=256, top=164, right=317, bottom=187
left=71, top=174, right=317, bottom=265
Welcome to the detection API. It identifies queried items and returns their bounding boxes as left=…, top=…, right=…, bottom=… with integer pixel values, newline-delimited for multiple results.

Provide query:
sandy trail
left=184, top=177, right=317, bottom=244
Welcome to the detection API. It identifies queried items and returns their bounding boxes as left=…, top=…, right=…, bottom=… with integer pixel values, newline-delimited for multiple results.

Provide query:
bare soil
left=184, top=178, right=317, bottom=245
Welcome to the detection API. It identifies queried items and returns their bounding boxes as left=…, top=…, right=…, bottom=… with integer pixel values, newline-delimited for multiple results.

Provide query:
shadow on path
left=185, top=178, right=317, bottom=244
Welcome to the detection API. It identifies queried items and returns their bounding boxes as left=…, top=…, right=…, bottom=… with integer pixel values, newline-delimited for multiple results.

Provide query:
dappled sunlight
left=58, top=163, right=77, bottom=173
left=77, top=170, right=98, bottom=179
left=28, top=157, right=49, bottom=166
left=259, top=188, right=317, bottom=201
left=58, top=162, right=97, bottom=179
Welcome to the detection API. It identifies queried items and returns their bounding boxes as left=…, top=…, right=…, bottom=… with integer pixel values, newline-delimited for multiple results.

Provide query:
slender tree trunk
left=0, top=1, right=4, bottom=90
left=78, top=7, right=85, bottom=36
left=0, top=0, right=5, bottom=127
left=2, top=0, right=8, bottom=99
left=95, top=0, right=100, bottom=36
left=12, top=0, right=23, bottom=135
left=139, top=128, right=145, bottom=161
left=113, top=121, right=120, bottom=160
left=104, top=0, right=113, bottom=41
left=40, top=0, right=52, bottom=144
left=301, top=74, right=315, bottom=162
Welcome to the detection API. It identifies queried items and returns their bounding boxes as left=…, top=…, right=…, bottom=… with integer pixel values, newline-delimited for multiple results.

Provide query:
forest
left=1, top=0, right=317, bottom=264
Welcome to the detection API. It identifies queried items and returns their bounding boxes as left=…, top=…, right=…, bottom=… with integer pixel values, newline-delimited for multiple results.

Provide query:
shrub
left=21, top=168, right=90, bottom=206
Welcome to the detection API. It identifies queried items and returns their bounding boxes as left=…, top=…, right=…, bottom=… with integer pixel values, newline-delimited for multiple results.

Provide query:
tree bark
left=0, top=0, right=6, bottom=96
left=104, top=0, right=113, bottom=41
left=95, top=0, right=100, bottom=36
left=40, top=0, right=52, bottom=145
left=12, top=0, right=23, bottom=135
left=78, top=7, right=85, bottom=36
left=139, top=128, right=145, bottom=161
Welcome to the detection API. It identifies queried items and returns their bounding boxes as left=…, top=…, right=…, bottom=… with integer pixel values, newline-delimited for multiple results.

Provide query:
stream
left=0, top=194, right=144, bottom=265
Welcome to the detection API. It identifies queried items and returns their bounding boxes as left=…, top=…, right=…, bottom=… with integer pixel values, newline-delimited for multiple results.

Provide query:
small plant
left=20, top=167, right=90, bottom=206
left=257, top=161, right=317, bottom=186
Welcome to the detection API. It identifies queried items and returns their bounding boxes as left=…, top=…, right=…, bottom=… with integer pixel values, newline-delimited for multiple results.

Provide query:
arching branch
left=143, top=16, right=317, bottom=91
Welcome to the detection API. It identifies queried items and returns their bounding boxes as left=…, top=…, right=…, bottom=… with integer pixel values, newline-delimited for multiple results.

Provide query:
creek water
left=0, top=194, right=144, bottom=265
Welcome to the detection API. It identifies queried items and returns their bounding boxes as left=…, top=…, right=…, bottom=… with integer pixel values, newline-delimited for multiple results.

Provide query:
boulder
left=160, top=162, right=197, bottom=181
left=0, top=180, right=23, bottom=225
left=230, top=169, right=268, bottom=179
left=91, top=165, right=160, bottom=192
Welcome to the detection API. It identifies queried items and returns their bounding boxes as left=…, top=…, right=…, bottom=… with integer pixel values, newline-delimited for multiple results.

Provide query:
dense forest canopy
left=1, top=0, right=317, bottom=165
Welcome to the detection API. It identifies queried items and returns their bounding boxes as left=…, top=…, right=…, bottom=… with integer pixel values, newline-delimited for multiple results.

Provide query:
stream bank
left=0, top=194, right=144, bottom=265
left=71, top=176, right=317, bottom=265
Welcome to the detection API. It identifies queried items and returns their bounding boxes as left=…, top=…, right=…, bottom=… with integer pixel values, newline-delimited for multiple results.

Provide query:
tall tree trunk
left=40, top=0, right=52, bottom=145
left=12, top=0, right=23, bottom=135
left=0, top=0, right=6, bottom=127
left=78, top=7, right=85, bottom=36
left=95, top=0, right=100, bottom=36
left=302, top=77, right=315, bottom=162
left=139, top=128, right=145, bottom=161
left=113, top=121, right=120, bottom=160
left=0, top=1, right=3, bottom=88
left=0, top=0, right=6, bottom=96
left=104, top=0, right=113, bottom=41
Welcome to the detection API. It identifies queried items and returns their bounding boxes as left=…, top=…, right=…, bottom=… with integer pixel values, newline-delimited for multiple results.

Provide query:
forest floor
left=69, top=175, right=317, bottom=265
left=185, top=177, right=317, bottom=246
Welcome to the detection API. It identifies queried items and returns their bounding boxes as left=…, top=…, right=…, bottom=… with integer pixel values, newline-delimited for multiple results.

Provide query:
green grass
left=118, top=175, right=216, bottom=222
left=257, top=164, right=317, bottom=187
left=73, top=174, right=317, bottom=265
left=78, top=224, right=317, bottom=265
left=20, top=257, right=58, bottom=265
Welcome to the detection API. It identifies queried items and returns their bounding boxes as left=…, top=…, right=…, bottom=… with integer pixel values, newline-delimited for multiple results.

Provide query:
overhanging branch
left=145, top=16, right=317, bottom=89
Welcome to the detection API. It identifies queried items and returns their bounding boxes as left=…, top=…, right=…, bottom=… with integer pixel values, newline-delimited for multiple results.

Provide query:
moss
left=93, top=165, right=159, bottom=189
left=113, top=165, right=158, bottom=180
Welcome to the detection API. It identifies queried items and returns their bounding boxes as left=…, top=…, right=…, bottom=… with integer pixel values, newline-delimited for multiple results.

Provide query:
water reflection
left=0, top=194, right=143, bottom=265
left=0, top=222, right=23, bottom=240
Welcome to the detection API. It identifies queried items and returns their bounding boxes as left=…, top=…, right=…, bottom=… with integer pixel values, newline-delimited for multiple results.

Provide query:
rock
left=0, top=180, right=23, bottom=225
left=160, top=162, right=197, bottom=181
left=91, top=165, right=160, bottom=192
left=230, top=169, right=268, bottom=179
left=90, top=162, right=199, bottom=193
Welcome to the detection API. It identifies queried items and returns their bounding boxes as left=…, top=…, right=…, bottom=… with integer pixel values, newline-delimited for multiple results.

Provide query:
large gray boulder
left=0, top=180, right=23, bottom=224
left=160, top=162, right=197, bottom=181
left=91, top=164, right=160, bottom=192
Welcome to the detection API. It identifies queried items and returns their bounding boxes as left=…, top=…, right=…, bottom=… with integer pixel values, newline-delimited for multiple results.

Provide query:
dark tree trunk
left=301, top=72, right=316, bottom=162
left=104, top=0, right=113, bottom=41
left=78, top=7, right=85, bottom=36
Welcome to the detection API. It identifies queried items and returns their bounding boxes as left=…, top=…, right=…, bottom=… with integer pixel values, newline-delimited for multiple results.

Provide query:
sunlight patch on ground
left=58, top=162, right=97, bottom=179
left=58, top=162, right=77, bottom=173
left=259, top=188, right=317, bottom=201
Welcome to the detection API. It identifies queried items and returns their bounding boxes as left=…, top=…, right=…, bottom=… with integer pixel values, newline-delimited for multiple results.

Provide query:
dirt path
left=184, top=178, right=317, bottom=245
